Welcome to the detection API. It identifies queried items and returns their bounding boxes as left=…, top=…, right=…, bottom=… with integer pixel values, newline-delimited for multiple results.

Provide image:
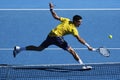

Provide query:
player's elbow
left=75, top=35, right=85, bottom=44
left=53, top=16, right=60, bottom=20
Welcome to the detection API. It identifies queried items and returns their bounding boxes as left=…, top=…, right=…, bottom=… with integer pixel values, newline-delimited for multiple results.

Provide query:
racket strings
left=99, top=48, right=110, bottom=57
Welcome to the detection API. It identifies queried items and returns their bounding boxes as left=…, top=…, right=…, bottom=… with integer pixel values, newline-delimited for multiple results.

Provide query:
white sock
left=78, top=59, right=83, bottom=64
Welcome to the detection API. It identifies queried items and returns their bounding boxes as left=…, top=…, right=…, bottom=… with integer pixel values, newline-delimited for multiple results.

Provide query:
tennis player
left=13, top=3, right=93, bottom=65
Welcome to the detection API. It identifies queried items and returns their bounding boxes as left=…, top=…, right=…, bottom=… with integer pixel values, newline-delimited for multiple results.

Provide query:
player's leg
left=67, top=47, right=92, bottom=69
left=26, top=36, right=53, bottom=51
left=13, top=45, right=46, bottom=58
left=13, top=36, right=52, bottom=57
left=26, top=45, right=46, bottom=51
left=54, top=37, right=83, bottom=64
left=54, top=37, right=92, bottom=69
left=67, top=47, right=83, bottom=64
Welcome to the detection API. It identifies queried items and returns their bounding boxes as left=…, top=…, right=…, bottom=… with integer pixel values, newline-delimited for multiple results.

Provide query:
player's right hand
left=88, top=46, right=93, bottom=51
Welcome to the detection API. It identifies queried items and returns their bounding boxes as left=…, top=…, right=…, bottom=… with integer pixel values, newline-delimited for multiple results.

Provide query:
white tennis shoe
left=82, top=66, right=92, bottom=69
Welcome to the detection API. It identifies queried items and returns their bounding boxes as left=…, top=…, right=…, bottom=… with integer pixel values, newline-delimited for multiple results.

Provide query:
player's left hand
left=49, top=2, right=54, bottom=9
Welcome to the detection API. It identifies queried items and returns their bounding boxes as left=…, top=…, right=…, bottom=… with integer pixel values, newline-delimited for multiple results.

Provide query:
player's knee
left=67, top=47, right=74, bottom=53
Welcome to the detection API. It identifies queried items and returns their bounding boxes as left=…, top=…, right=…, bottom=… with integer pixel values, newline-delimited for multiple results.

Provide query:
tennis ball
left=108, top=35, right=112, bottom=39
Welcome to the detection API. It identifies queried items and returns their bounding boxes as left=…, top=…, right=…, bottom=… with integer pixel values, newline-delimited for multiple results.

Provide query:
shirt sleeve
left=60, top=17, right=70, bottom=22
left=72, top=28, right=79, bottom=37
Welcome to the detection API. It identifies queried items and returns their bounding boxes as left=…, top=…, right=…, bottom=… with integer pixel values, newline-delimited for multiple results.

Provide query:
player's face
left=74, top=19, right=82, bottom=27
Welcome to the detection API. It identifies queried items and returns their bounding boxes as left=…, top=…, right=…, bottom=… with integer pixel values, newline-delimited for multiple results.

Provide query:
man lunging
left=13, top=3, right=93, bottom=68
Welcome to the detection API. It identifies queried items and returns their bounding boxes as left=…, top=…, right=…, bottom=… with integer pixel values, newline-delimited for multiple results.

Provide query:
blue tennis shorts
left=40, top=36, right=70, bottom=50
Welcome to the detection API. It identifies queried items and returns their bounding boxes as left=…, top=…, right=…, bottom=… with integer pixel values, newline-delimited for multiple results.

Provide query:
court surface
left=0, top=0, right=120, bottom=79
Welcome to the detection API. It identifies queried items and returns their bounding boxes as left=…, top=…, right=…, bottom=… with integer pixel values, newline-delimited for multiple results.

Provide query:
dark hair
left=73, top=15, right=82, bottom=21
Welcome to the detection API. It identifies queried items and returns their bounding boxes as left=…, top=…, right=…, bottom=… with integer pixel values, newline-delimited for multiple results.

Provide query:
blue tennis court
left=0, top=0, right=120, bottom=79
left=0, top=9, right=120, bottom=64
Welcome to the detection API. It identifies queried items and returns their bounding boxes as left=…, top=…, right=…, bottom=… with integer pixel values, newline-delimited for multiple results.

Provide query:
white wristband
left=84, top=43, right=90, bottom=47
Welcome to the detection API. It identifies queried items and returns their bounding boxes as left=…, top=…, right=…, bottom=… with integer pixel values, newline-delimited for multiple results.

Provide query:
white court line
left=8, top=62, right=120, bottom=67
left=0, top=8, right=120, bottom=11
left=0, top=48, right=120, bottom=51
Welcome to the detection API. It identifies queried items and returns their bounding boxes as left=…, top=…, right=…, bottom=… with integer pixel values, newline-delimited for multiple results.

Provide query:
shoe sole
left=82, top=66, right=92, bottom=70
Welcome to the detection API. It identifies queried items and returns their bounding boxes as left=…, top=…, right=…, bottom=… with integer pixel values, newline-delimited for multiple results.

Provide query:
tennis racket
left=92, top=47, right=110, bottom=57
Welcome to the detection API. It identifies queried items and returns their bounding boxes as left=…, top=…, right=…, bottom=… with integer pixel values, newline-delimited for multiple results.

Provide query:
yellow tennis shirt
left=49, top=17, right=79, bottom=37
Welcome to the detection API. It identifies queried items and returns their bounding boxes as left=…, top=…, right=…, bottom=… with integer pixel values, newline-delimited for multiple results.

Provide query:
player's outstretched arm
left=49, top=2, right=60, bottom=20
left=75, top=35, right=93, bottom=51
